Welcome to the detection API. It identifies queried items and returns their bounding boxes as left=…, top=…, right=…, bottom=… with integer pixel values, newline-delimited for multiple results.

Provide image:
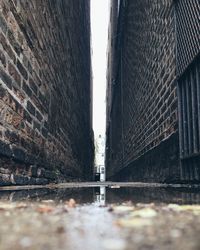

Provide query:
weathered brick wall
left=106, top=0, right=122, bottom=170
left=176, top=0, right=200, bottom=77
left=106, top=0, right=180, bottom=182
left=0, top=0, right=93, bottom=185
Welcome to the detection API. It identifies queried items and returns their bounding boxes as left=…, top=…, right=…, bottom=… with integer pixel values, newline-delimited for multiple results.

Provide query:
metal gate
left=176, top=0, right=200, bottom=181
left=178, top=58, right=200, bottom=159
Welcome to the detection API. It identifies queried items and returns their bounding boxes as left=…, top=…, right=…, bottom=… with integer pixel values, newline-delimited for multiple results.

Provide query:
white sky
left=91, top=0, right=110, bottom=138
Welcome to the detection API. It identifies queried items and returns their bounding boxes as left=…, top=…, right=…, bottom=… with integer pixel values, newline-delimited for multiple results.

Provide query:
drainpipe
left=120, top=0, right=127, bottom=171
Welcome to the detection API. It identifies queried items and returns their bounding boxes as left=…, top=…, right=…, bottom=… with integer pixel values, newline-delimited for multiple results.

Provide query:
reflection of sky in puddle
left=1, top=185, right=200, bottom=205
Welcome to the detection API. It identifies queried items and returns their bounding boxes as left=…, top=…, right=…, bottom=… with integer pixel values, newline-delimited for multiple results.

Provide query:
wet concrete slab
left=1, top=182, right=200, bottom=204
left=0, top=183, right=200, bottom=250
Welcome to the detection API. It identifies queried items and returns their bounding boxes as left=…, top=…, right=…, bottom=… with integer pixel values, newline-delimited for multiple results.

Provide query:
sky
left=91, top=0, right=110, bottom=139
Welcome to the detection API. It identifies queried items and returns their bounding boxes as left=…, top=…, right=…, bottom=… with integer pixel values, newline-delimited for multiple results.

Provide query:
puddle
left=0, top=185, right=200, bottom=205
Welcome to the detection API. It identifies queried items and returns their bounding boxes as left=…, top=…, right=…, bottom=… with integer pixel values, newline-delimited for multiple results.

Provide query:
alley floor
left=0, top=183, right=200, bottom=250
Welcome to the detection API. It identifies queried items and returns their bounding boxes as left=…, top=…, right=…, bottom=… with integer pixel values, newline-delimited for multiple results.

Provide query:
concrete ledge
left=1, top=181, right=200, bottom=191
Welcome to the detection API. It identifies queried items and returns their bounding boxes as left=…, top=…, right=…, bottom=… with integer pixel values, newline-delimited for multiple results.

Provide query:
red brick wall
left=0, top=0, right=93, bottom=185
left=106, top=0, right=179, bottom=182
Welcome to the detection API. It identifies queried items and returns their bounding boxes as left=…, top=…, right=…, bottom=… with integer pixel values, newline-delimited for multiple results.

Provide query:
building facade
left=95, top=134, right=105, bottom=181
left=106, top=0, right=200, bottom=183
left=0, top=0, right=93, bottom=185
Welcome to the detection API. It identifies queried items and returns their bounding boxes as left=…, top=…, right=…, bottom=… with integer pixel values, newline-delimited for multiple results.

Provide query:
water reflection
left=0, top=185, right=200, bottom=205
left=94, top=187, right=106, bottom=206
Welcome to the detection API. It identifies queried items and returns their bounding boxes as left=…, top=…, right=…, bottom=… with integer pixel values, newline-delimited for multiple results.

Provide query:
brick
left=12, top=175, right=30, bottom=185
left=23, top=110, right=32, bottom=124
left=17, top=59, right=28, bottom=80
left=0, top=68, right=12, bottom=89
left=0, top=50, right=6, bottom=68
left=0, top=141, right=12, bottom=157
left=36, top=111, right=43, bottom=122
left=12, top=147, right=26, bottom=162
left=0, top=84, right=7, bottom=99
left=8, top=62, right=21, bottom=86
left=29, top=77, right=38, bottom=95
left=0, top=32, right=16, bottom=62
left=4, top=130, right=19, bottom=143
left=26, top=100, right=35, bottom=115
left=41, top=127, right=48, bottom=138
left=7, top=29, right=22, bottom=56
left=22, top=81, right=32, bottom=97
left=33, top=120, right=40, bottom=131
left=0, top=14, right=8, bottom=34
left=0, top=167, right=12, bottom=174
left=0, top=174, right=12, bottom=185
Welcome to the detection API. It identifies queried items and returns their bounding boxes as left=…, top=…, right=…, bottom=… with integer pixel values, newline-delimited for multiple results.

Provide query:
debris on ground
left=65, top=198, right=76, bottom=208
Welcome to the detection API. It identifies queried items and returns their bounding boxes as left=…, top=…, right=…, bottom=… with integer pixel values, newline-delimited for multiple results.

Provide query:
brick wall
left=0, top=0, right=93, bottom=185
left=106, top=0, right=180, bottom=182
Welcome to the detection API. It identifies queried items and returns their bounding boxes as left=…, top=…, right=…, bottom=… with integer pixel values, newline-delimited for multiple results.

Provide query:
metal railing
left=178, top=58, right=200, bottom=160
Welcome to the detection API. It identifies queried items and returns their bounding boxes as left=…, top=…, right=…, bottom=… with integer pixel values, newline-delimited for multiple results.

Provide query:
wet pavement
left=0, top=183, right=200, bottom=250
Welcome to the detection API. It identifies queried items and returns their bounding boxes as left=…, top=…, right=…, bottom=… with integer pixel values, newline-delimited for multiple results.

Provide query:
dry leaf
left=0, top=203, right=27, bottom=210
left=56, top=226, right=65, bottom=234
left=37, top=205, right=54, bottom=213
left=16, top=203, right=28, bottom=209
left=0, top=203, right=16, bottom=210
left=179, top=205, right=200, bottom=211
left=65, top=198, right=76, bottom=208
left=168, top=204, right=200, bottom=212
left=112, top=205, right=134, bottom=214
left=130, top=208, right=157, bottom=218
left=116, top=218, right=152, bottom=228
left=167, top=204, right=182, bottom=211
left=41, top=200, right=54, bottom=204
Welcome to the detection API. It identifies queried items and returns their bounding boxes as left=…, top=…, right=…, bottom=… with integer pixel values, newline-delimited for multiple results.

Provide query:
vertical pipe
left=177, top=82, right=184, bottom=159
left=120, top=31, right=124, bottom=171
left=182, top=78, right=188, bottom=157
left=196, top=62, right=200, bottom=151
left=186, top=75, right=192, bottom=155
left=191, top=67, right=198, bottom=154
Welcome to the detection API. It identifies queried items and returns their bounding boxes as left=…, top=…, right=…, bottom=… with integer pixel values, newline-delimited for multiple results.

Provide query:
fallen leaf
left=168, top=204, right=200, bottom=212
left=108, top=207, right=114, bottom=212
left=112, top=205, right=134, bottom=214
left=167, top=204, right=182, bottom=211
left=65, top=198, right=76, bottom=208
left=16, top=203, right=28, bottom=209
left=0, top=203, right=28, bottom=210
left=116, top=218, right=152, bottom=228
left=37, top=205, right=54, bottom=213
left=136, top=203, right=155, bottom=208
left=130, top=208, right=157, bottom=218
left=179, top=205, right=200, bottom=211
left=0, top=203, right=16, bottom=210
left=41, top=200, right=54, bottom=204
left=56, top=226, right=65, bottom=234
